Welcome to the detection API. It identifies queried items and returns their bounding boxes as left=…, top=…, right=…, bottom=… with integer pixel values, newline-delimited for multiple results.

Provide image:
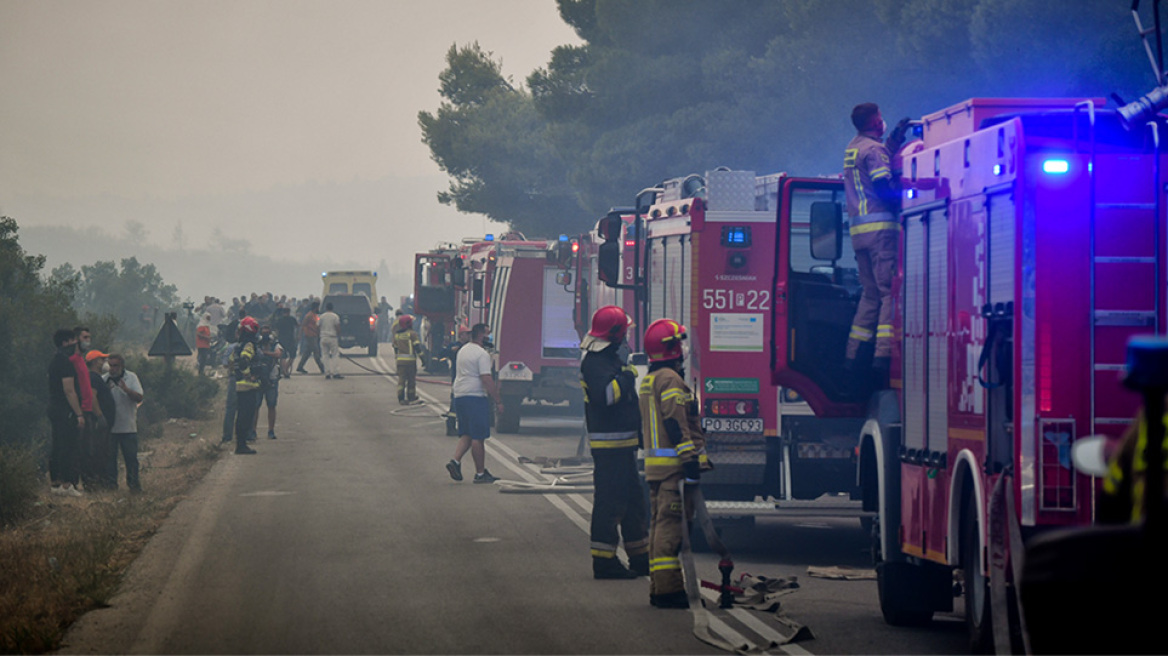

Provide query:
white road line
left=382, top=362, right=816, bottom=655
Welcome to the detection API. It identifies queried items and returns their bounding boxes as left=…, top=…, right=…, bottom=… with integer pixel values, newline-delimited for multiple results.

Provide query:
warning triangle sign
left=148, top=319, right=193, bottom=357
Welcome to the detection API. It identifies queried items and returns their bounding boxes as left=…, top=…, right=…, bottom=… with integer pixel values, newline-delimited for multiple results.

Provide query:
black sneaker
left=235, top=446, right=257, bottom=455
left=473, top=469, right=499, bottom=484
left=445, top=459, right=463, bottom=481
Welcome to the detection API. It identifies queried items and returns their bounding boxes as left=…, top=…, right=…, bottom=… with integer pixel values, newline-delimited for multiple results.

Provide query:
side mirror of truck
left=809, top=201, right=843, bottom=262
left=556, top=271, right=572, bottom=286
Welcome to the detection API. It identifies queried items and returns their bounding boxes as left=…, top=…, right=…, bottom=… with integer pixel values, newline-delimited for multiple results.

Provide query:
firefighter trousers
left=648, top=474, right=695, bottom=596
left=590, top=449, right=649, bottom=562
left=847, top=227, right=898, bottom=360
left=397, top=360, right=417, bottom=403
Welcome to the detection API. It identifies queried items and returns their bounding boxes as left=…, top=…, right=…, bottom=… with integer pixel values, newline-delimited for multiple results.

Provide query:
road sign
left=148, top=314, right=192, bottom=357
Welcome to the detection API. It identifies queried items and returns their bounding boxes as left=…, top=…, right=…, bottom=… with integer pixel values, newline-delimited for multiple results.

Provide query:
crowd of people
left=47, top=326, right=144, bottom=497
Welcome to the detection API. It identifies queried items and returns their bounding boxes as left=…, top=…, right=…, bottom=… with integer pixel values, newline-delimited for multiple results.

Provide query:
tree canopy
left=420, top=0, right=1163, bottom=237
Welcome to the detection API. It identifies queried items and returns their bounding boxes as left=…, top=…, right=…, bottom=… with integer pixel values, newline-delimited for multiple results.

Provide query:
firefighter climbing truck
left=767, top=97, right=1166, bottom=649
left=596, top=170, right=864, bottom=509
left=446, top=234, right=582, bottom=433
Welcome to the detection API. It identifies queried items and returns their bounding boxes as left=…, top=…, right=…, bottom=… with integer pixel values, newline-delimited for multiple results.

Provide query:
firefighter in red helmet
left=843, top=102, right=906, bottom=384
left=580, top=306, right=649, bottom=579
left=638, top=318, right=710, bottom=608
left=393, top=314, right=426, bottom=405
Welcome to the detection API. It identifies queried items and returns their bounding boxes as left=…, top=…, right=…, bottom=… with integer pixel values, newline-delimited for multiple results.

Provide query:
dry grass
left=0, top=409, right=226, bottom=654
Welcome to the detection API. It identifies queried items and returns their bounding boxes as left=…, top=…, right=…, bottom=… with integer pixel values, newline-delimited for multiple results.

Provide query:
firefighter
left=639, top=318, right=711, bottom=608
left=393, top=314, right=426, bottom=405
left=229, top=316, right=261, bottom=455
left=1096, top=395, right=1168, bottom=525
left=580, top=306, right=649, bottom=580
left=842, top=102, right=907, bottom=383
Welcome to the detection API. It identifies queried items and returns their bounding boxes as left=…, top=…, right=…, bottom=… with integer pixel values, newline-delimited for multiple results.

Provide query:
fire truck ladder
left=1087, top=104, right=1163, bottom=443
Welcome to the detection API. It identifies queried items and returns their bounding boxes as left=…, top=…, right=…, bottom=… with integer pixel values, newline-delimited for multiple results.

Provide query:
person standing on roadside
left=445, top=323, right=504, bottom=484
left=393, top=314, right=425, bottom=404
left=105, top=354, right=144, bottom=492
left=580, top=306, right=649, bottom=579
left=318, top=301, right=343, bottom=380
left=297, top=301, right=324, bottom=375
left=83, top=350, right=116, bottom=490
left=48, top=329, right=85, bottom=497
left=275, top=306, right=299, bottom=378
left=253, top=324, right=284, bottom=439
left=229, top=317, right=262, bottom=455
left=196, top=313, right=213, bottom=376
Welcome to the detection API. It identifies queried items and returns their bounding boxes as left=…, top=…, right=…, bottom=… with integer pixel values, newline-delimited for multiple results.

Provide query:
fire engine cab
left=772, top=98, right=1166, bottom=649
left=413, top=244, right=461, bottom=371
left=597, top=170, right=864, bottom=510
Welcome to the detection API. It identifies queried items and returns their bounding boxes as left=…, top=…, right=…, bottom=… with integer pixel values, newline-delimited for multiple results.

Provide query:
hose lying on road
left=495, top=469, right=594, bottom=494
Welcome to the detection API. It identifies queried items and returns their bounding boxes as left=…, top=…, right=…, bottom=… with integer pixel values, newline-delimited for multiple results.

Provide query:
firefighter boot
left=593, top=556, right=638, bottom=580
left=871, top=356, right=891, bottom=389
left=628, top=553, right=650, bottom=577
left=649, top=591, right=690, bottom=609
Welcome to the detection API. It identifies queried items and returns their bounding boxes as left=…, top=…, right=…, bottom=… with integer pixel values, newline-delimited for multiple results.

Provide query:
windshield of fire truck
left=788, top=187, right=856, bottom=281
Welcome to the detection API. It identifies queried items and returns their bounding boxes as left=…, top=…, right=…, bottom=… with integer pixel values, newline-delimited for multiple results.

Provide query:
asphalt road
left=60, top=352, right=969, bottom=655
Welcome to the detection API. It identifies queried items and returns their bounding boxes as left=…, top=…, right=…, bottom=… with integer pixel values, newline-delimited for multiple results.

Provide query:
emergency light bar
left=1042, top=159, right=1070, bottom=174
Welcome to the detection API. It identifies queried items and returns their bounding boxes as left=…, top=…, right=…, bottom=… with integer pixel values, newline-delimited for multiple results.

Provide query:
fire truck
left=769, top=97, right=1166, bottom=648
left=413, top=244, right=462, bottom=372
left=569, top=213, right=639, bottom=349
left=450, top=234, right=582, bottom=433
left=596, top=170, right=864, bottom=509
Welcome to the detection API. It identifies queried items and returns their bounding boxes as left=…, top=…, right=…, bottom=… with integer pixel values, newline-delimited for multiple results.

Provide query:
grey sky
left=0, top=0, right=579, bottom=273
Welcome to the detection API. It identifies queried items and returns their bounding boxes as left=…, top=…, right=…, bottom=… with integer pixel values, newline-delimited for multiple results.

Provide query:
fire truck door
left=984, top=191, right=1016, bottom=472
left=902, top=205, right=950, bottom=457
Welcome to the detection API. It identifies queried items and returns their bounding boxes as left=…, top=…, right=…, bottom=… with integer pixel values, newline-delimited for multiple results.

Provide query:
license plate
left=701, top=417, right=764, bottom=434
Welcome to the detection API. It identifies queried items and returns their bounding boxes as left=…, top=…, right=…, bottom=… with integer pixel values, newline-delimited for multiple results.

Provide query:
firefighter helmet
left=239, top=316, right=259, bottom=334
left=398, top=314, right=414, bottom=330
left=644, top=318, right=687, bottom=362
left=581, top=305, right=632, bottom=352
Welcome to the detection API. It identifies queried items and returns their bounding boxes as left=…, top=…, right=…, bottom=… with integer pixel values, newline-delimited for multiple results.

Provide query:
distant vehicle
left=322, top=294, right=379, bottom=356
left=322, top=271, right=377, bottom=300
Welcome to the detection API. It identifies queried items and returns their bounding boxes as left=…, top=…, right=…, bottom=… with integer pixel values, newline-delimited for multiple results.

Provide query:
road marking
left=239, top=491, right=295, bottom=497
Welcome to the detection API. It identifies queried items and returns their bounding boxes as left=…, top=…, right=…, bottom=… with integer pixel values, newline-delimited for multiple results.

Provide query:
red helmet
left=588, top=306, right=632, bottom=342
left=398, top=314, right=413, bottom=330
left=644, top=318, right=687, bottom=362
left=239, top=316, right=259, bottom=334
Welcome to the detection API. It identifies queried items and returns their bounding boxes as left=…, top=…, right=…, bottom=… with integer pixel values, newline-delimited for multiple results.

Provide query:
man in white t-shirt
left=445, top=323, right=505, bottom=484
left=104, top=354, right=145, bottom=492
left=318, top=302, right=343, bottom=380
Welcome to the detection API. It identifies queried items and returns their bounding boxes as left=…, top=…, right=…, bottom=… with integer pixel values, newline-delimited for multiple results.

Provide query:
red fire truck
left=596, top=170, right=864, bottom=510
left=569, top=212, right=639, bottom=349
left=770, top=97, right=1166, bottom=648
left=413, top=244, right=462, bottom=371
left=449, top=234, right=582, bottom=433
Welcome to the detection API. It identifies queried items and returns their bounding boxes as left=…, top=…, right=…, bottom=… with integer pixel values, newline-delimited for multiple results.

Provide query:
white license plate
left=701, top=417, right=764, bottom=434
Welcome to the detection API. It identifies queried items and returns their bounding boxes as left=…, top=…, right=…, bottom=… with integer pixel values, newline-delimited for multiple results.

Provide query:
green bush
left=127, top=355, right=220, bottom=422
left=0, top=442, right=43, bottom=527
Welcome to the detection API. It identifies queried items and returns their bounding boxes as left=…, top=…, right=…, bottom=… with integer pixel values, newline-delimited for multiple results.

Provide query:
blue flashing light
left=485, top=234, right=495, bottom=241
left=905, top=189, right=917, bottom=200
left=992, top=164, right=1003, bottom=176
left=1042, top=159, right=1069, bottom=174
left=558, top=234, right=569, bottom=241
left=321, top=272, right=327, bottom=277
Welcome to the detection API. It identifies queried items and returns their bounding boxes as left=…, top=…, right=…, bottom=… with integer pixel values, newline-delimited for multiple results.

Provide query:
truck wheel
left=368, top=342, right=378, bottom=357
left=962, top=496, right=992, bottom=653
left=876, top=561, right=935, bottom=626
left=496, top=397, right=522, bottom=433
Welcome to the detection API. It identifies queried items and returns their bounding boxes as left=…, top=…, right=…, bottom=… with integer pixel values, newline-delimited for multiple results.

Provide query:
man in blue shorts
left=445, top=323, right=505, bottom=484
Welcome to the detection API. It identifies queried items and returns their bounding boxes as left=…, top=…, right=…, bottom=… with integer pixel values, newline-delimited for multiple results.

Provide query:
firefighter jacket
left=638, top=364, right=710, bottom=482
left=843, top=134, right=898, bottom=234
left=1101, top=409, right=1168, bottom=524
left=393, top=329, right=424, bottom=363
left=230, top=341, right=261, bottom=393
left=580, top=347, right=641, bottom=451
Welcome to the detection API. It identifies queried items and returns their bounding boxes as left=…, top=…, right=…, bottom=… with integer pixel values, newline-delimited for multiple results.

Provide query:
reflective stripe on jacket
left=393, top=329, right=423, bottom=362
left=580, top=348, right=640, bottom=450
left=638, top=366, right=709, bottom=481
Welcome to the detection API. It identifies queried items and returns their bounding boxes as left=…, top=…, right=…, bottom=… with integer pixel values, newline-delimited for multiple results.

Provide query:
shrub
left=127, top=355, right=219, bottom=421
left=0, top=442, right=42, bottom=527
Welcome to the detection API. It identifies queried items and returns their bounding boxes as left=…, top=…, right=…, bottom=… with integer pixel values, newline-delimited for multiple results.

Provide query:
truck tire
left=962, top=495, right=992, bottom=653
left=876, top=561, right=935, bottom=626
left=496, top=396, right=522, bottom=433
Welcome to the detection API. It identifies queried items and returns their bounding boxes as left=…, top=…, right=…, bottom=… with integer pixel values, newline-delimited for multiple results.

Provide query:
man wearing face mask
left=843, top=103, right=904, bottom=384
left=48, top=329, right=85, bottom=496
